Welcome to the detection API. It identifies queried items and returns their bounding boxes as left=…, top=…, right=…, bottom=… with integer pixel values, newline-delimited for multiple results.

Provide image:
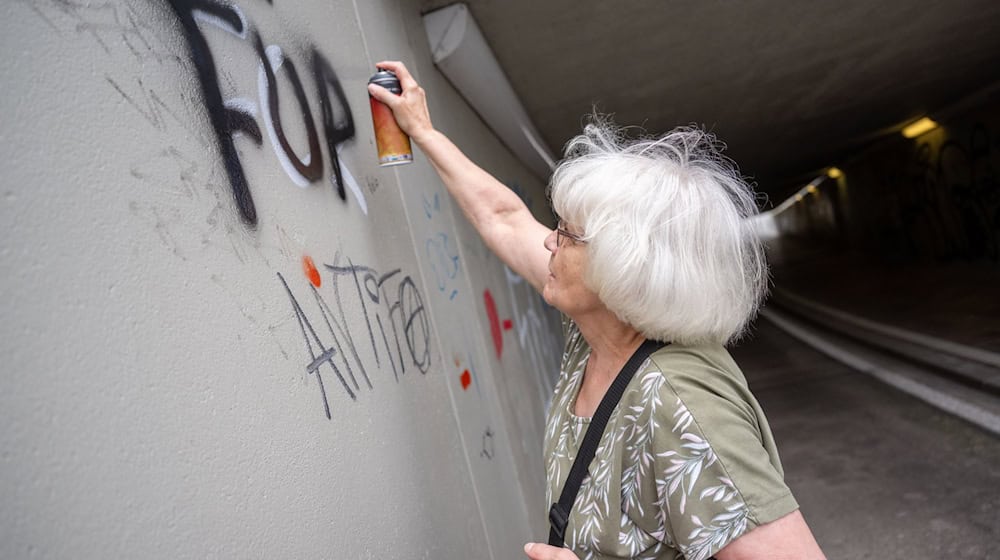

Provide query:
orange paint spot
left=460, top=369, right=472, bottom=390
left=302, top=255, right=321, bottom=288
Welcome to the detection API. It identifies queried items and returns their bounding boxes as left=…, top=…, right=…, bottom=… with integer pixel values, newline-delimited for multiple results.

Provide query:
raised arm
left=367, top=61, right=552, bottom=293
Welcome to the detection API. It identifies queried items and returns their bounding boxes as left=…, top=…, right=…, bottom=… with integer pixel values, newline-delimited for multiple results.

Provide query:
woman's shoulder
left=648, top=341, right=744, bottom=385
left=634, top=341, right=756, bottom=422
left=626, top=341, right=797, bottom=553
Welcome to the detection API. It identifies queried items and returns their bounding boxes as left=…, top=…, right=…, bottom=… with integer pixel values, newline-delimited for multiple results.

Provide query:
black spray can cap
left=369, top=69, right=401, bottom=95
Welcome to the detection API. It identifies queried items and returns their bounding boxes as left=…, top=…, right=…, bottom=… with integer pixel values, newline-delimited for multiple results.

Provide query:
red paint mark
left=460, top=369, right=471, bottom=390
left=302, top=255, right=321, bottom=288
left=503, top=319, right=513, bottom=331
left=484, top=289, right=502, bottom=359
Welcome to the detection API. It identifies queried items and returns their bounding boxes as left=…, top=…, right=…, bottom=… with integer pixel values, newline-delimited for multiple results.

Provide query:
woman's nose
left=544, top=229, right=558, bottom=252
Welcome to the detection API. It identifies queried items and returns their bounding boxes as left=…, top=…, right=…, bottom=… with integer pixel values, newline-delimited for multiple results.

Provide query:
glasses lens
left=555, top=220, right=584, bottom=246
left=557, top=221, right=578, bottom=246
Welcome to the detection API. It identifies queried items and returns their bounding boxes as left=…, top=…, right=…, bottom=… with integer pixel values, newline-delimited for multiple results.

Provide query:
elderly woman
left=369, top=61, right=825, bottom=560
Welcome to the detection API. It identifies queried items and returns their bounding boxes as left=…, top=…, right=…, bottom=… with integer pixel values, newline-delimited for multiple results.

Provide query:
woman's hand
left=367, top=60, right=435, bottom=144
left=523, top=542, right=580, bottom=560
left=366, top=61, right=552, bottom=295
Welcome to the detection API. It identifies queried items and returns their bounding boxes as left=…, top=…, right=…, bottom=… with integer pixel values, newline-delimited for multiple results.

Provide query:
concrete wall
left=0, top=1, right=562, bottom=558
left=772, top=94, right=1000, bottom=264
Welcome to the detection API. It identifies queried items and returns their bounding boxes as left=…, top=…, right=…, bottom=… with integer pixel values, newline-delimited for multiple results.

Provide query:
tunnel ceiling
left=419, top=0, right=1000, bottom=204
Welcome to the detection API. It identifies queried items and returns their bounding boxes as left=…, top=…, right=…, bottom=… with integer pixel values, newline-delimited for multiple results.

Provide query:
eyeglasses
left=555, top=221, right=587, bottom=246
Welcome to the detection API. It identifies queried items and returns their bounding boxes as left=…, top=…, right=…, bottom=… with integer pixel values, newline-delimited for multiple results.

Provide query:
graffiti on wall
left=422, top=192, right=462, bottom=300
left=21, top=1, right=565, bottom=444
left=166, top=0, right=364, bottom=226
left=25, top=0, right=371, bottom=231
left=889, top=122, right=1000, bottom=261
left=503, top=266, right=561, bottom=400
left=279, top=251, right=432, bottom=419
left=480, top=426, right=495, bottom=460
left=483, top=289, right=514, bottom=360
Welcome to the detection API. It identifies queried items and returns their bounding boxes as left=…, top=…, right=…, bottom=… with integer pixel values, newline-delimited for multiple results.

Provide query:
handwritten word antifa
left=278, top=255, right=432, bottom=419
left=166, top=0, right=356, bottom=226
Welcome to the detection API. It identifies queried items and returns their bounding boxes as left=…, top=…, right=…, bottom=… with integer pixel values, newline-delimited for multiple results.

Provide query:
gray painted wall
left=0, top=1, right=562, bottom=557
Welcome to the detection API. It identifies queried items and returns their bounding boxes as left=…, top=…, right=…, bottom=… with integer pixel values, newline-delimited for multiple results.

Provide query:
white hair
left=549, top=118, right=768, bottom=345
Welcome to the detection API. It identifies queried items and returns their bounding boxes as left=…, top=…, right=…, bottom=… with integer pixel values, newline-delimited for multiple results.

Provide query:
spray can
left=368, top=69, right=413, bottom=166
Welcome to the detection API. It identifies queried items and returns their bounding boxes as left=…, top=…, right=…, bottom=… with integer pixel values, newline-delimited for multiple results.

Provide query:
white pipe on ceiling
left=423, top=3, right=557, bottom=181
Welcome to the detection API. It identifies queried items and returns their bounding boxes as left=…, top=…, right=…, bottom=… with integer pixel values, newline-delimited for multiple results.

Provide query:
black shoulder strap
left=548, top=338, right=667, bottom=547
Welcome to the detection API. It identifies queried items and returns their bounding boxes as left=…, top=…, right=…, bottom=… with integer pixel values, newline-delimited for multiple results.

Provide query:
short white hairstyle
left=549, top=118, right=768, bottom=345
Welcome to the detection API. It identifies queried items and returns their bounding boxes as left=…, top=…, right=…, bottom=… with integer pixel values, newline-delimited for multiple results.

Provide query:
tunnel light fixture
left=826, top=167, right=843, bottom=179
left=806, top=185, right=818, bottom=195
left=794, top=194, right=804, bottom=202
left=901, top=117, right=938, bottom=139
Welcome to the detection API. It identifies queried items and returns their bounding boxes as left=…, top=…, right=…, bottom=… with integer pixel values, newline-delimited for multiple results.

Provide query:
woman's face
left=542, top=221, right=603, bottom=317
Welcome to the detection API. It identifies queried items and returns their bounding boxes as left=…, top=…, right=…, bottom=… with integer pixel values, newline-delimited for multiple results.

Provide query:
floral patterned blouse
left=543, top=321, right=798, bottom=560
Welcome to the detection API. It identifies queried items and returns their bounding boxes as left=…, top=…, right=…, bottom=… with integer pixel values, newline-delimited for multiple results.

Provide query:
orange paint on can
left=368, top=70, right=413, bottom=166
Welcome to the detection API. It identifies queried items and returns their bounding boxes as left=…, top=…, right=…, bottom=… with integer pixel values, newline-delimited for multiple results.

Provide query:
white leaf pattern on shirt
left=544, top=323, right=764, bottom=559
